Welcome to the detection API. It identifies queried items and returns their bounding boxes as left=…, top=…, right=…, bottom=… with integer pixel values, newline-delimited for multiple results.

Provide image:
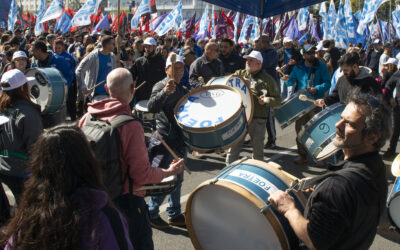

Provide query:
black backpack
left=81, top=113, right=136, bottom=199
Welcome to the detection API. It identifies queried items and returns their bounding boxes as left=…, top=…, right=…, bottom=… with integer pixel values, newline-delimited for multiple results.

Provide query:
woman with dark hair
left=0, top=69, right=42, bottom=206
left=1, top=125, right=133, bottom=250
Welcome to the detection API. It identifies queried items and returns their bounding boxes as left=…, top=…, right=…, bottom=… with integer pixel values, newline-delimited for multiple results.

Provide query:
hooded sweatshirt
left=78, top=98, right=166, bottom=197
left=324, top=66, right=381, bottom=106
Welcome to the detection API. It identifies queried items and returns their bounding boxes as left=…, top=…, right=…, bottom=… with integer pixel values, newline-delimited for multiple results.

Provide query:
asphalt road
left=148, top=121, right=400, bottom=250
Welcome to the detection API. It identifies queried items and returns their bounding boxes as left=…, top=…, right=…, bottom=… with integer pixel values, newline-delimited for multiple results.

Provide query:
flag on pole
left=233, top=12, right=240, bottom=42
left=211, top=5, right=216, bottom=39
left=249, top=18, right=260, bottom=42
left=334, top=0, right=349, bottom=49
left=151, top=13, right=167, bottom=31
left=344, top=0, right=356, bottom=42
left=92, top=14, right=110, bottom=35
left=285, top=16, right=300, bottom=39
left=195, top=4, right=209, bottom=40
left=154, top=0, right=182, bottom=36
left=297, top=7, right=309, bottom=31
left=131, top=0, right=151, bottom=30
left=326, top=0, right=336, bottom=39
left=40, top=0, right=63, bottom=23
left=71, top=0, right=101, bottom=27
left=238, top=15, right=256, bottom=43
left=357, top=0, right=389, bottom=35
left=55, top=11, right=72, bottom=34
left=392, top=7, right=400, bottom=39
left=185, top=13, right=196, bottom=37
left=7, top=0, right=18, bottom=32
left=34, top=0, right=47, bottom=35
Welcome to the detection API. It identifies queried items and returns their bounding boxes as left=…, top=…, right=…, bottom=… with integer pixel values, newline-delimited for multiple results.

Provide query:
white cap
left=0, top=69, right=33, bottom=91
left=316, top=42, right=327, bottom=51
left=166, top=54, right=184, bottom=68
left=383, top=57, right=399, bottom=66
left=243, top=50, right=263, bottom=63
left=283, top=37, right=293, bottom=44
left=143, top=37, right=157, bottom=46
left=12, top=51, right=27, bottom=61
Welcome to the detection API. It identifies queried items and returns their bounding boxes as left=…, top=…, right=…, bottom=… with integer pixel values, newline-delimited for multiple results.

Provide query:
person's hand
left=163, top=79, right=176, bottom=95
left=307, top=87, right=317, bottom=95
left=258, top=96, right=265, bottom=105
left=282, top=74, right=289, bottom=82
left=82, top=87, right=90, bottom=95
left=268, top=190, right=296, bottom=215
left=244, top=78, right=251, bottom=86
left=165, top=158, right=184, bottom=176
left=315, top=99, right=325, bottom=107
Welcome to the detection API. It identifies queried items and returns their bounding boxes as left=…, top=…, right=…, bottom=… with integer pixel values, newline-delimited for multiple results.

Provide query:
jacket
left=189, top=54, right=224, bottom=88
left=277, top=47, right=302, bottom=73
left=78, top=99, right=166, bottom=197
left=285, top=60, right=331, bottom=99
left=261, top=46, right=279, bottom=83
left=233, top=69, right=281, bottom=119
left=324, top=67, right=381, bottom=106
left=129, top=53, right=166, bottom=102
left=219, top=51, right=245, bottom=74
left=0, top=100, right=43, bottom=177
left=384, top=70, right=400, bottom=105
left=75, top=49, right=117, bottom=90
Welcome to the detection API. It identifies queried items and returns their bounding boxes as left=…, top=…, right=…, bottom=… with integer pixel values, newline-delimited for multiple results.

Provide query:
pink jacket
left=79, top=98, right=167, bottom=197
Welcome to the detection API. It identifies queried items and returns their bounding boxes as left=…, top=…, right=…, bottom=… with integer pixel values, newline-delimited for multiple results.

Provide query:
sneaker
left=168, top=214, right=186, bottom=227
left=383, top=150, right=396, bottom=159
left=293, top=156, right=308, bottom=165
left=264, top=141, right=276, bottom=149
left=150, top=216, right=170, bottom=229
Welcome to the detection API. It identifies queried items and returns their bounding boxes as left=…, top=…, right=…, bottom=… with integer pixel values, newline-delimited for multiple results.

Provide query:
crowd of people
left=0, top=24, right=397, bottom=249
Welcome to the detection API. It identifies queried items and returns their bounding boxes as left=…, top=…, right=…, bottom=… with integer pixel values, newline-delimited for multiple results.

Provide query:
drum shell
left=388, top=177, right=400, bottom=230
left=26, top=68, right=67, bottom=114
left=298, top=103, right=345, bottom=162
left=186, top=159, right=306, bottom=250
left=275, top=89, right=316, bottom=129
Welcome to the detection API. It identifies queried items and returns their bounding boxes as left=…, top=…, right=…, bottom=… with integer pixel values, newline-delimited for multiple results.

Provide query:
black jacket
left=219, top=51, right=245, bottom=74
left=130, top=53, right=166, bottom=102
left=189, top=55, right=224, bottom=88
left=384, top=70, right=400, bottom=104
left=277, top=47, right=302, bottom=74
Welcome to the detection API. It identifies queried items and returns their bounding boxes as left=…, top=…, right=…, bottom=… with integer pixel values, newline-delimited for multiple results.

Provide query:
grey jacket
left=189, top=55, right=224, bottom=89
left=75, top=49, right=117, bottom=90
left=0, top=100, right=43, bottom=176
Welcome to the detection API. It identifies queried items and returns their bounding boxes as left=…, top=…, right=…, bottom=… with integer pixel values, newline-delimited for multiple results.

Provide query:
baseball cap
left=283, top=37, right=293, bottom=44
left=383, top=57, right=399, bottom=66
left=12, top=51, right=27, bottom=61
left=143, top=37, right=157, bottom=46
left=0, top=69, right=34, bottom=91
left=316, top=42, right=327, bottom=52
left=243, top=50, right=263, bottom=63
left=166, top=54, right=184, bottom=68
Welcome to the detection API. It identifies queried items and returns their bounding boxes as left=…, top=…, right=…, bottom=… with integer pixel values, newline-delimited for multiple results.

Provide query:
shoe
left=150, top=216, right=170, bottom=229
left=264, top=141, right=276, bottom=149
left=168, top=214, right=186, bottom=227
left=383, top=150, right=396, bottom=159
left=293, top=156, right=308, bottom=165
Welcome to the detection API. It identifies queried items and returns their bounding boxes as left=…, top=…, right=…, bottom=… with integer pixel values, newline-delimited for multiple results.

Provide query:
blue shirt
left=95, top=52, right=112, bottom=95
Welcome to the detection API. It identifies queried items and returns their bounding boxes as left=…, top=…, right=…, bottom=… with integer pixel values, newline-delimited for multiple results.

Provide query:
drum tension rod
left=260, top=180, right=300, bottom=214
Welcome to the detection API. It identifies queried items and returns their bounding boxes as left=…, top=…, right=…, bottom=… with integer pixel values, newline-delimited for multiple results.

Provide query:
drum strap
left=307, top=68, right=317, bottom=88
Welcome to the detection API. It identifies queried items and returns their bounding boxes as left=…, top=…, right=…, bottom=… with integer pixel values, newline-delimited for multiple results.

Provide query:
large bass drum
left=26, top=68, right=67, bottom=114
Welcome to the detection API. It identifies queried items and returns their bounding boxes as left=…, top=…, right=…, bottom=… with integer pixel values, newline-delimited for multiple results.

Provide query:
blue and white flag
left=71, top=0, right=101, bottom=27
left=131, top=0, right=151, bottom=29
left=34, top=0, right=47, bottom=35
left=285, top=16, right=300, bottom=39
left=344, top=0, right=356, bottom=42
left=354, top=10, right=362, bottom=21
left=211, top=5, right=216, bottom=39
left=297, top=7, right=309, bottom=31
left=249, top=18, right=260, bottom=42
left=55, top=11, right=72, bottom=34
left=238, top=15, right=256, bottom=43
left=319, top=2, right=328, bottom=40
left=7, top=0, right=18, bottom=32
left=392, top=7, right=400, bottom=39
left=0, top=21, right=5, bottom=29
left=195, top=5, right=209, bottom=40
left=154, top=0, right=182, bottom=36
left=334, top=1, right=349, bottom=49
left=326, top=0, right=336, bottom=39
left=233, top=12, right=240, bottom=42
left=92, top=14, right=110, bottom=35
left=357, top=0, right=389, bottom=35
left=40, top=0, right=63, bottom=23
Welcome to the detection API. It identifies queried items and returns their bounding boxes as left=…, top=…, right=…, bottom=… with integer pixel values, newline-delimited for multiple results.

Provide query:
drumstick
left=299, top=94, right=317, bottom=104
left=170, top=53, right=176, bottom=82
left=87, top=80, right=106, bottom=92
left=276, top=66, right=286, bottom=76
left=154, top=131, right=192, bottom=174
left=198, top=76, right=205, bottom=85
left=135, top=81, right=147, bottom=91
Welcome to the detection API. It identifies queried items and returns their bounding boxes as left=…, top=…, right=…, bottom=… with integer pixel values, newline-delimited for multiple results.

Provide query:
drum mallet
left=260, top=180, right=300, bottom=214
left=135, top=81, right=147, bottom=91
left=154, top=131, right=192, bottom=175
left=198, top=76, right=205, bottom=85
left=299, top=94, right=317, bottom=104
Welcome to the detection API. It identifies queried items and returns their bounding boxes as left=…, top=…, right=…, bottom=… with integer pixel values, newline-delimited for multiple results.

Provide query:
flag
left=185, top=13, right=196, bottom=37
left=150, top=0, right=157, bottom=13
left=392, top=7, right=400, bottom=39
left=35, top=0, right=47, bottom=35
left=131, top=0, right=151, bottom=30
left=40, top=0, right=63, bottom=23
left=298, top=32, right=310, bottom=45
left=154, top=0, right=182, bottom=36
left=343, top=0, right=356, bottom=42
left=71, top=0, right=101, bottom=27
left=285, top=16, right=300, bottom=39
left=319, top=0, right=328, bottom=38
left=357, top=0, right=389, bottom=35
left=312, top=16, right=323, bottom=41
left=233, top=12, right=240, bottom=42
left=297, top=7, right=309, bottom=31
left=92, top=14, right=110, bottom=35
left=211, top=5, right=216, bottom=39
left=249, top=18, right=260, bottom=42
left=194, top=4, right=209, bottom=40
left=354, top=10, right=362, bottom=21
left=7, top=0, right=18, bottom=31
left=380, top=20, right=389, bottom=43
left=326, top=0, right=336, bottom=39
left=151, top=13, right=167, bottom=31
left=55, top=11, right=72, bottom=34
left=238, top=15, right=256, bottom=43
left=334, top=0, right=349, bottom=49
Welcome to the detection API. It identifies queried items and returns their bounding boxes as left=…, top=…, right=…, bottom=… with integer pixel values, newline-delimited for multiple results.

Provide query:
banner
left=154, top=0, right=182, bottom=36
left=131, top=0, right=151, bottom=29
left=7, top=0, right=18, bottom=31
left=71, top=0, right=101, bottom=27
left=40, top=0, right=63, bottom=23
left=357, top=0, right=389, bottom=35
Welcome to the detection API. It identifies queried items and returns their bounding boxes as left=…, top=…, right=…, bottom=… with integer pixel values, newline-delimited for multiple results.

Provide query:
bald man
left=189, top=41, right=224, bottom=88
left=78, top=68, right=184, bottom=250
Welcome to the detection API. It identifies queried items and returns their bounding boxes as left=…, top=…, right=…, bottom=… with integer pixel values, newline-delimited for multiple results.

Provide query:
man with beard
left=282, top=44, right=331, bottom=164
left=315, top=52, right=381, bottom=108
left=219, top=38, right=245, bottom=74
left=129, top=37, right=166, bottom=104
left=269, top=93, right=390, bottom=250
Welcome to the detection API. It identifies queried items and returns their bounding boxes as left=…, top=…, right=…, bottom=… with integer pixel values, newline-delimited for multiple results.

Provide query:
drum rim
left=186, top=159, right=307, bottom=250
left=174, top=85, right=244, bottom=132
left=207, top=75, right=254, bottom=124
left=279, top=88, right=308, bottom=107
left=388, top=186, right=400, bottom=230
left=300, top=102, right=344, bottom=135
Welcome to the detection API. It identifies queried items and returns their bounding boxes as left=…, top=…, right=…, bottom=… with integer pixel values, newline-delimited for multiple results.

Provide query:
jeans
left=266, top=108, right=276, bottom=143
left=148, top=152, right=185, bottom=220
left=226, top=118, right=267, bottom=164
left=280, top=79, right=294, bottom=101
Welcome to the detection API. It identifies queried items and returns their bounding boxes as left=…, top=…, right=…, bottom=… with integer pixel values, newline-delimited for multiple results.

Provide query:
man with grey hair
left=79, top=68, right=184, bottom=250
left=269, top=93, right=390, bottom=250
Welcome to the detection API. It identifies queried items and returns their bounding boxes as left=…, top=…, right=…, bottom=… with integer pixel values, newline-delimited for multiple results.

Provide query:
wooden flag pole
left=116, top=0, right=121, bottom=67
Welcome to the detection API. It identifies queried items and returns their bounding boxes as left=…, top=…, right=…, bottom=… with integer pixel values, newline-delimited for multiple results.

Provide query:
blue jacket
left=32, top=51, right=74, bottom=88
left=60, top=51, right=77, bottom=74
left=261, top=46, right=279, bottom=83
left=285, top=60, right=331, bottom=99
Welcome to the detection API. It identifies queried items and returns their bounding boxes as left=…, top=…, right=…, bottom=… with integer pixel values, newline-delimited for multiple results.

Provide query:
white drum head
left=315, top=142, right=339, bottom=161
left=389, top=195, right=400, bottom=229
left=0, top=116, right=9, bottom=126
left=176, top=87, right=241, bottom=129
left=188, top=184, right=282, bottom=250
left=26, top=70, right=49, bottom=112
left=135, top=100, right=149, bottom=112
left=161, top=175, right=177, bottom=183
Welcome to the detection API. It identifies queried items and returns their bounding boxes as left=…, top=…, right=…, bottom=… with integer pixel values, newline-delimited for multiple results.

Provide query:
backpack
left=81, top=113, right=136, bottom=200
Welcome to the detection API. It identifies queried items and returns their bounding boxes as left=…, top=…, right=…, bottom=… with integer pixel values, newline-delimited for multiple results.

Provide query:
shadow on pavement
left=153, top=226, right=189, bottom=237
